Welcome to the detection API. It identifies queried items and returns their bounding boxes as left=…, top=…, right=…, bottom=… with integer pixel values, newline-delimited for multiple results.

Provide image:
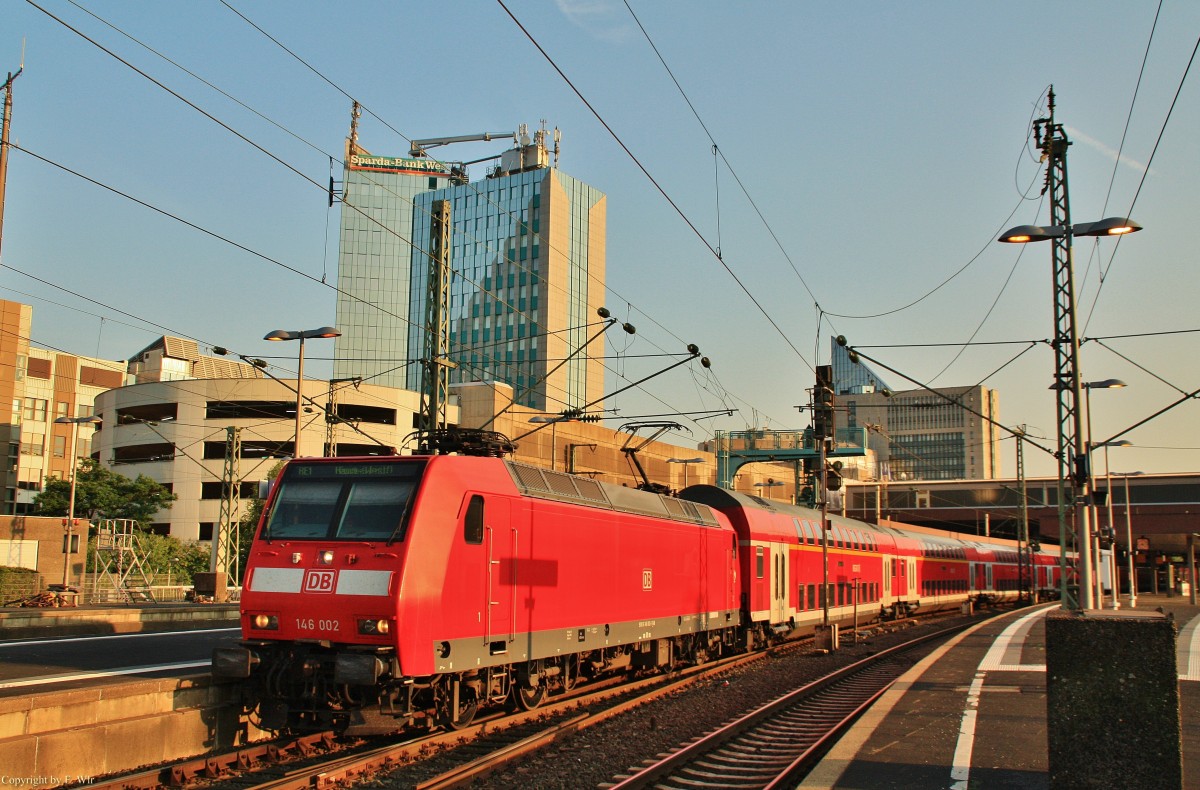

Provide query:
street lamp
left=754, top=479, right=783, bottom=500
left=1083, top=378, right=1127, bottom=609
left=1093, top=439, right=1132, bottom=610
left=1120, top=471, right=1144, bottom=607
left=264, top=327, right=340, bottom=458
left=529, top=415, right=578, bottom=471
left=996, top=90, right=1144, bottom=613
left=1000, top=216, right=1141, bottom=609
left=54, top=414, right=101, bottom=587
left=667, top=457, right=703, bottom=489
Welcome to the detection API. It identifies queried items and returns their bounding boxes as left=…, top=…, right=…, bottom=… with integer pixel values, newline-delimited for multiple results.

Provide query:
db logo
left=303, top=569, right=337, bottom=594
left=642, top=569, right=653, bottom=591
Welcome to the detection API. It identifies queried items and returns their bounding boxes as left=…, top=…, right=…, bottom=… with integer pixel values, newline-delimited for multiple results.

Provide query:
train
left=213, top=449, right=1066, bottom=732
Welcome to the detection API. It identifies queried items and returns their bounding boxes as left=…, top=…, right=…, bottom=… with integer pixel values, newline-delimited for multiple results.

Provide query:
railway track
left=79, top=637, right=778, bottom=790
left=73, top=611, right=977, bottom=790
left=603, top=624, right=964, bottom=789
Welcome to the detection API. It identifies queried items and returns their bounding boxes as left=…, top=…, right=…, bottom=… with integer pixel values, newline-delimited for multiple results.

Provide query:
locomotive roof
left=504, top=460, right=723, bottom=528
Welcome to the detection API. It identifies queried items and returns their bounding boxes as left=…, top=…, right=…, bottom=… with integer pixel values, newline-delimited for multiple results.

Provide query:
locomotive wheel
left=514, top=660, right=547, bottom=710
left=435, top=679, right=478, bottom=730
left=562, top=654, right=581, bottom=690
left=515, top=684, right=546, bottom=710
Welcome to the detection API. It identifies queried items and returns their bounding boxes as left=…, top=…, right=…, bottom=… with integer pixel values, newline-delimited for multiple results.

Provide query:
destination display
left=291, top=460, right=422, bottom=479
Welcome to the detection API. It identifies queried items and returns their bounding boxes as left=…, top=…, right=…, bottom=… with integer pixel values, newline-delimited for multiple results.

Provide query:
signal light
left=252, top=614, right=279, bottom=630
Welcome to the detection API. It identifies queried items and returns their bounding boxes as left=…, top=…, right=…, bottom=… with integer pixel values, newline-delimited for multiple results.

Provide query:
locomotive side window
left=755, top=547, right=765, bottom=579
left=464, top=495, right=484, bottom=544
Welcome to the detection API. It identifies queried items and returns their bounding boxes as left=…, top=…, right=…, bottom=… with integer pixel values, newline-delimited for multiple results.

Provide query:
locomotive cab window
left=263, top=460, right=425, bottom=541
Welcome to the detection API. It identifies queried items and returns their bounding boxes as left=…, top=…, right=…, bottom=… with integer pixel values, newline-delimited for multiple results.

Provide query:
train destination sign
left=292, top=461, right=422, bottom=479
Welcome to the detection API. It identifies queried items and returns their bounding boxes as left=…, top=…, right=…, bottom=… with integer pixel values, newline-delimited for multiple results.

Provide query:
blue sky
left=2, top=1, right=1198, bottom=478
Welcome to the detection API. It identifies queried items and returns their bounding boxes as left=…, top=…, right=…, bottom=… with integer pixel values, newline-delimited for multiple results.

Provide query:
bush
left=0, top=566, right=42, bottom=604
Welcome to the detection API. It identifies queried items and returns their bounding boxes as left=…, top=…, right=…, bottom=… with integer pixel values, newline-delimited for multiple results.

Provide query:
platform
left=803, top=594, right=1200, bottom=789
left=0, top=602, right=240, bottom=640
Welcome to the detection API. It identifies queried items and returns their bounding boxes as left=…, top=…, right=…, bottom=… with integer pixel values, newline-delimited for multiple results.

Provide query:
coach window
left=756, top=547, right=765, bottom=578
left=464, top=495, right=485, bottom=544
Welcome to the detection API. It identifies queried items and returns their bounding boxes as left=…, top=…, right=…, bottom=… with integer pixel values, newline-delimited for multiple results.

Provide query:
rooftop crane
left=409, top=131, right=516, bottom=158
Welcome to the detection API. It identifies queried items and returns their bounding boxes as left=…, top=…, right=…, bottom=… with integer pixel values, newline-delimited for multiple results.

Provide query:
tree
left=35, top=459, right=177, bottom=526
left=234, top=460, right=286, bottom=582
left=136, top=532, right=209, bottom=584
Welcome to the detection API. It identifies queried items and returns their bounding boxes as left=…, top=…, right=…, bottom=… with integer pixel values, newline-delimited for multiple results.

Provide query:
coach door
left=771, top=543, right=788, bottom=623
left=482, top=498, right=516, bottom=652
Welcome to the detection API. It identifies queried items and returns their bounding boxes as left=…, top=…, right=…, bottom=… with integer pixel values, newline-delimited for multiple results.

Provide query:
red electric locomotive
left=214, top=453, right=741, bottom=730
left=215, top=450, right=1065, bottom=731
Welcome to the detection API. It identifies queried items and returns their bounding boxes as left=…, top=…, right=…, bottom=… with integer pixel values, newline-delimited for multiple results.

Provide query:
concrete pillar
left=1046, top=609, right=1182, bottom=789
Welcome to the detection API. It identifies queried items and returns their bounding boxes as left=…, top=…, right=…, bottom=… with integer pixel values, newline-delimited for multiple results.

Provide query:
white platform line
left=0, top=660, right=210, bottom=689
left=979, top=609, right=1041, bottom=671
left=1177, top=613, right=1200, bottom=681
left=949, top=671, right=985, bottom=788
left=949, top=606, right=1049, bottom=790
left=0, top=627, right=240, bottom=649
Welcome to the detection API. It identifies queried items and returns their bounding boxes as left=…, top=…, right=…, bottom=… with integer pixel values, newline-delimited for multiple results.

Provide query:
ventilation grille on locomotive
left=505, top=461, right=719, bottom=526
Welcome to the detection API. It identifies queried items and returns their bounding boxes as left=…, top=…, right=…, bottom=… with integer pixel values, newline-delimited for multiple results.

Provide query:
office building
left=92, top=370, right=440, bottom=540
left=830, top=338, right=1001, bottom=480
left=334, top=121, right=607, bottom=415
left=0, top=300, right=128, bottom=514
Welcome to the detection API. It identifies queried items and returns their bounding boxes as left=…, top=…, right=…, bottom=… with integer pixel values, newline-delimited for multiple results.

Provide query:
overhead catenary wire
left=496, top=0, right=813, bottom=373
left=214, top=0, right=740, bottom=424
left=21, top=0, right=785, bottom=435
left=1084, top=24, right=1200, bottom=329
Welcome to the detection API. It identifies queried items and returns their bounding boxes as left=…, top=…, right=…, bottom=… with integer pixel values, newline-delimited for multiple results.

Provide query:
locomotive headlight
left=357, top=618, right=390, bottom=635
left=252, top=614, right=279, bottom=630
left=319, top=550, right=335, bottom=565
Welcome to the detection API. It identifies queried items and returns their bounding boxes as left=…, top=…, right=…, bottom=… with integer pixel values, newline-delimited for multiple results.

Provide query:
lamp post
left=54, top=415, right=101, bottom=587
left=667, top=457, right=703, bottom=490
left=1092, top=439, right=1131, bottom=609
left=1083, top=378, right=1127, bottom=608
left=529, top=415, right=576, bottom=471
left=754, top=479, right=783, bottom=500
left=264, top=327, right=340, bottom=458
left=1000, top=216, right=1141, bottom=609
left=997, top=89, right=1144, bottom=612
left=1121, top=472, right=1144, bottom=607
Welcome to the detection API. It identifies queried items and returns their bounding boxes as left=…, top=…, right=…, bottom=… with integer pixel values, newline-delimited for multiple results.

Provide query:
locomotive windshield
left=263, top=460, right=426, bottom=542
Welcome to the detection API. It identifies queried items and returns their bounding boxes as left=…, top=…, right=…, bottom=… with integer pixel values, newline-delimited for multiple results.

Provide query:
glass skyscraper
left=830, top=336, right=891, bottom=396
left=334, top=129, right=607, bottom=416
left=333, top=151, right=452, bottom=391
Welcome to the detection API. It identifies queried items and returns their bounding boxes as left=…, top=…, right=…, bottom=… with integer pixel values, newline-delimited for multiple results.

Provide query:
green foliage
left=82, top=532, right=207, bottom=585
left=0, top=565, right=40, bottom=603
left=234, top=460, right=284, bottom=583
left=35, top=459, right=177, bottom=527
